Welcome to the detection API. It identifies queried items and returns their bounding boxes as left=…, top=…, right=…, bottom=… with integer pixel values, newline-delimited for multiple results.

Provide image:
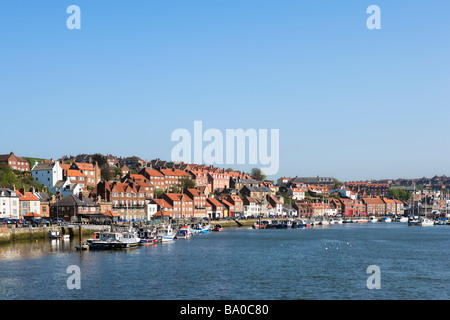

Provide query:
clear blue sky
left=1, top=1, right=449, bottom=181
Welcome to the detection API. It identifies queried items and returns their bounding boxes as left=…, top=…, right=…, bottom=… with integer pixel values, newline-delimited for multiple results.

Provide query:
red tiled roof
left=67, top=169, right=87, bottom=178
left=75, top=162, right=94, bottom=171
left=18, top=192, right=40, bottom=201
left=145, top=169, right=164, bottom=177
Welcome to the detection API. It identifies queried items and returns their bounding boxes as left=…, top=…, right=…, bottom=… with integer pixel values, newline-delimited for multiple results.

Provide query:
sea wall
left=0, top=226, right=95, bottom=244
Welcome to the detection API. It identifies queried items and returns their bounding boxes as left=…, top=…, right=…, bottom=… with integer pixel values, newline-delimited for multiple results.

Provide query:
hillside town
left=0, top=151, right=449, bottom=224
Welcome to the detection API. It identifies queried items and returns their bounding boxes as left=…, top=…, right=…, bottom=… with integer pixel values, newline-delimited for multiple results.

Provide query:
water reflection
left=0, top=238, right=74, bottom=261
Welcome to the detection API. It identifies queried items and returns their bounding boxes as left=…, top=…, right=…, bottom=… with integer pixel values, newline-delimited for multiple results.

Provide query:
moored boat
left=395, top=216, right=409, bottom=222
left=368, top=216, right=378, bottom=223
left=139, top=228, right=157, bottom=244
left=212, top=224, right=223, bottom=231
left=89, top=231, right=140, bottom=250
left=175, top=226, right=192, bottom=239
left=417, top=218, right=435, bottom=226
left=156, top=224, right=176, bottom=242
left=48, top=229, right=69, bottom=240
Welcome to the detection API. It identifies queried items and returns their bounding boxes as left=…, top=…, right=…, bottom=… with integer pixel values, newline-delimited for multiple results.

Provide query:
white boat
left=89, top=231, right=140, bottom=249
left=48, top=229, right=70, bottom=240
left=156, top=224, right=175, bottom=242
left=417, top=218, right=434, bottom=226
left=382, top=217, right=392, bottom=222
left=368, top=216, right=378, bottom=223
left=395, top=216, right=409, bottom=222
left=320, top=219, right=330, bottom=225
left=334, top=218, right=343, bottom=224
left=139, top=228, right=157, bottom=244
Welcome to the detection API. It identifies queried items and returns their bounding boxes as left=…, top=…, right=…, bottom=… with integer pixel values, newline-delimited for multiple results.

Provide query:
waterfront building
left=50, top=194, right=100, bottom=222
left=242, top=196, right=260, bottom=217
left=16, top=188, right=41, bottom=218
left=0, top=188, right=20, bottom=219
left=206, top=197, right=223, bottom=219
left=184, top=188, right=207, bottom=217
left=363, top=197, right=386, bottom=216
left=267, top=194, right=283, bottom=216
left=90, top=181, right=147, bottom=219
left=340, top=198, right=366, bottom=216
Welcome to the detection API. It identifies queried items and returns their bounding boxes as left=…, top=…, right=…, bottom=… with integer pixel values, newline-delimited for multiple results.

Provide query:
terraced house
left=0, top=188, right=20, bottom=219
left=90, top=181, right=147, bottom=220
left=16, top=189, right=41, bottom=217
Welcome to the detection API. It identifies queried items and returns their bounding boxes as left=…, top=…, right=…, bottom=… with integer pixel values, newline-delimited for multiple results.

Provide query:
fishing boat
left=139, top=228, right=157, bottom=244
left=89, top=231, right=140, bottom=250
left=368, top=216, right=378, bottom=223
left=265, top=220, right=279, bottom=229
left=291, top=220, right=304, bottom=228
left=252, top=222, right=264, bottom=229
left=193, top=224, right=209, bottom=233
left=212, top=224, right=223, bottom=231
left=156, top=224, right=176, bottom=242
left=175, top=226, right=192, bottom=239
left=48, top=229, right=70, bottom=240
left=275, top=220, right=292, bottom=229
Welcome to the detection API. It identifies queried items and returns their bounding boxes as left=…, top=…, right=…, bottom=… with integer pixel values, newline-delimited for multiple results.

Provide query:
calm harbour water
left=0, top=223, right=448, bottom=300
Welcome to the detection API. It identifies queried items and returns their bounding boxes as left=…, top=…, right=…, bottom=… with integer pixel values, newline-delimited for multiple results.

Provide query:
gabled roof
left=67, top=170, right=87, bottom=178
left=52, top=195, right=98, bottom=207
left=144, top=169, right=164, bottom=177
left=207, top=197, right=223, bottom=208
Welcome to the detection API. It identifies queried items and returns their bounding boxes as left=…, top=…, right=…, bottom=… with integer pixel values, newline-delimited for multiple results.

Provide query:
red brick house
left=0, top=152, right=30, bottom=172
left=340, top=198, right=366, bottom=216
left=141, top=169, right=166, bottom=191
left=184, top=188, right=207, bottom=218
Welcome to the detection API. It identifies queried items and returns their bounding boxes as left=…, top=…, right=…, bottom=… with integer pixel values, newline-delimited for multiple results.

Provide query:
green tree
left=178, top=176, right=196, bottom=190
left=101, top=164, right=113, bottom=181
left=388, top=188, right=411, bottom=202
left=251, top=168, right=266, bottom=181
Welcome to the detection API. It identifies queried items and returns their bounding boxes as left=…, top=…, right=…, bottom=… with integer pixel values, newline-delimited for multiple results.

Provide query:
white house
left=52, top=180, right=83, bottom=198
left=145, top=201, right=158, bottom=220
left=0, top=188, right=20, bottom=219
left=31, top=161, right=63, bottom=189
left=287, top=187, right=306, bottom=200
left=242, top=196, right=260, bottom=217
left=331, top=186, right=357, bottom=200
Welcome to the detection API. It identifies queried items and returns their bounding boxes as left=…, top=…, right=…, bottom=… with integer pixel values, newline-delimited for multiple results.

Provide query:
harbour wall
left=0, top=226, right=96, bottom=244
